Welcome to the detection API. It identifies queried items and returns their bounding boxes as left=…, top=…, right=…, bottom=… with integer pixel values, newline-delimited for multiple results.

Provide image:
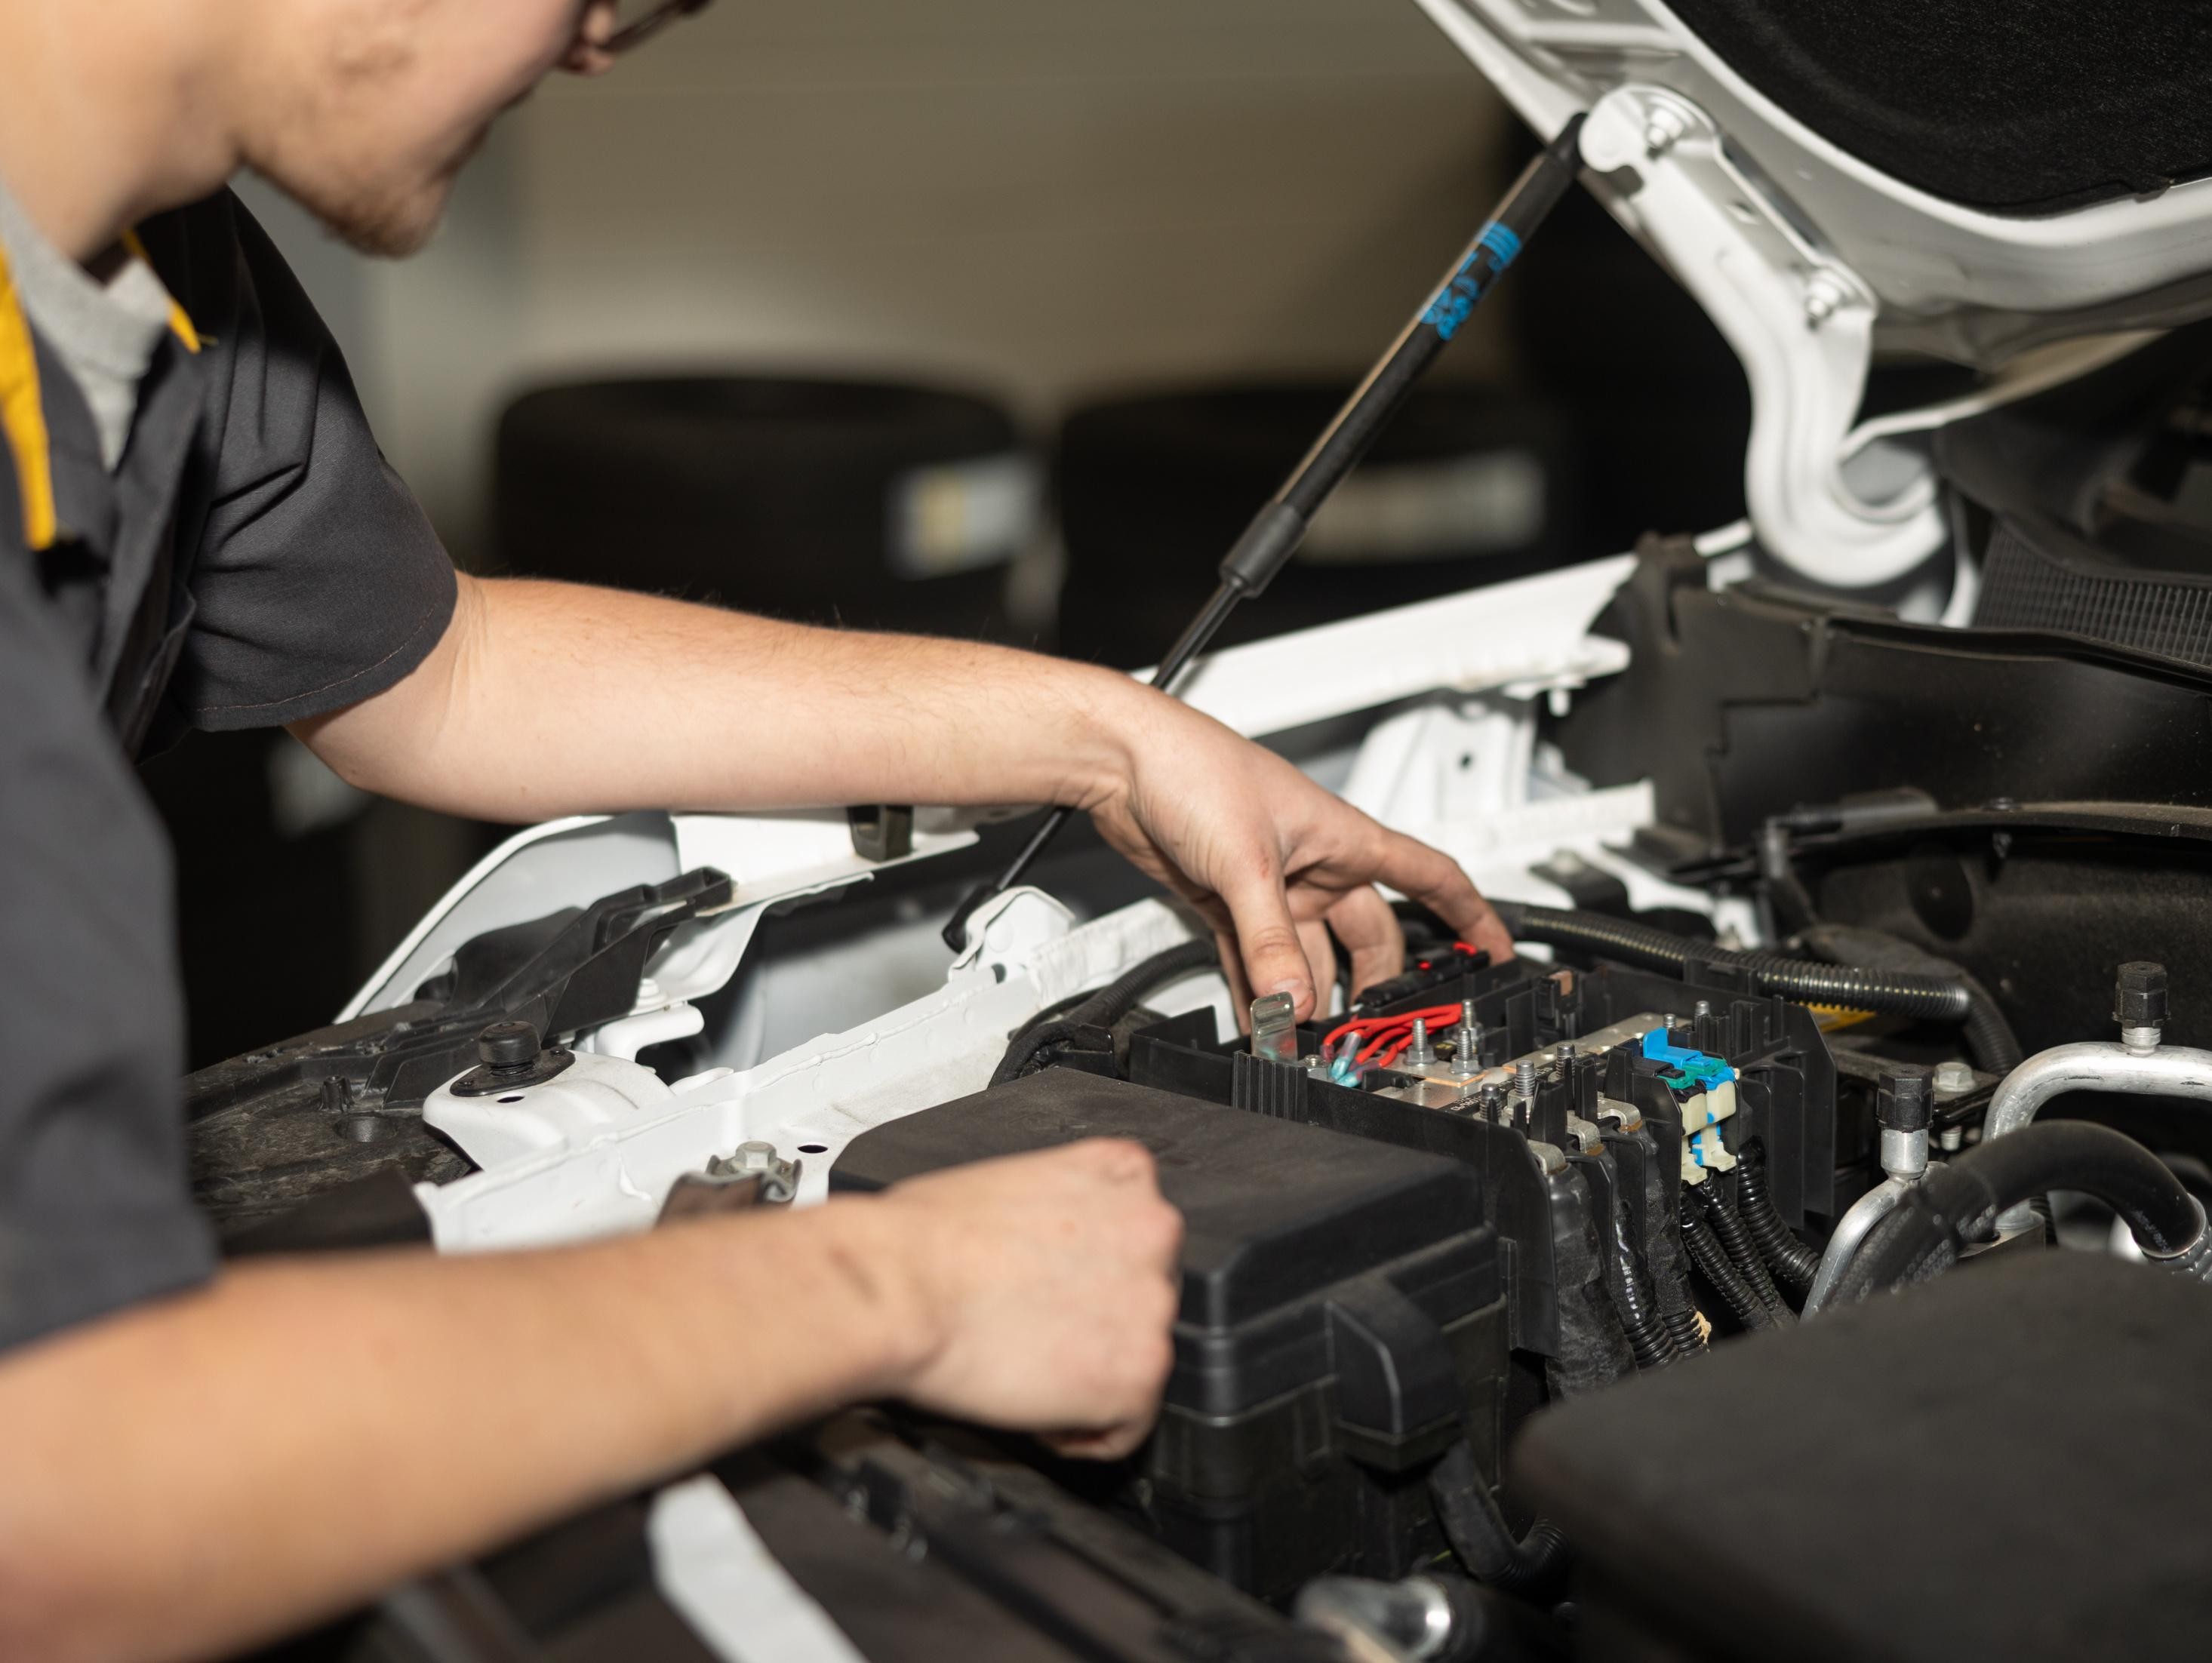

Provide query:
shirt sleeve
left=0, top=542, right=216, bottom=1351
left=145, top=191, right=457, bottom=730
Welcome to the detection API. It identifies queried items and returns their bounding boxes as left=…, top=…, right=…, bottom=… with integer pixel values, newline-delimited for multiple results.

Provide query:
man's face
left=243, top=0, right=618, bottom=257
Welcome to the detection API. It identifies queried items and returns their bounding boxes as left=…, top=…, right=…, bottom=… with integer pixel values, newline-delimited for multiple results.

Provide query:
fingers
left=1326, top=886, right=1405, bottom=1003
left=1370, top=828, right=1516, bottom=963
left=1042, top=1419, right=1157, bottom=1462
left=1211, top=855, right=1320, bottom=1021
left=1060, top=1136, right=1159, bottom=1187
left=887, top=1137, right=1182, bottom=1452
left=1214, top=932, right=1257, bottom=1032
left=1296, top=919, right=1337, bottom=1014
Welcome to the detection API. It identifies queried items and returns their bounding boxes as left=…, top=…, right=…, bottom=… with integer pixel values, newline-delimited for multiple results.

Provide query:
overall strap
left=0, top=238, right=56, bottom=549
left=118, top=229, right=201, bottom=355
left=0, top=227, right=200, bottom=550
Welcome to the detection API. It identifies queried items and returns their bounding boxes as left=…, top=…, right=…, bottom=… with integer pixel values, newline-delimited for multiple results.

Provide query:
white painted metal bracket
left=1577, top=83, right=1944, bottom=588
left=416, top=895, right=1225, bottom=1250
left=1405, top=0, right=2212, bottom=589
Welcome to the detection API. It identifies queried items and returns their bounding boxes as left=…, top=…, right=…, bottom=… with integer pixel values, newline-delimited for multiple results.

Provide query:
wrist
left=1049, top=664, right=1170, bottom=815
left=792, top=1195, right=948, bottom=1400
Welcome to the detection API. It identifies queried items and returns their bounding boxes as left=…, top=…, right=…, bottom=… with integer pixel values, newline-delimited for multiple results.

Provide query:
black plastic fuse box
left=830, top=1068, right=1509, bottom=1600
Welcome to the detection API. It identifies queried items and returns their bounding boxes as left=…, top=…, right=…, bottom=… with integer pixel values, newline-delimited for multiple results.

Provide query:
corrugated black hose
left=1736, top=1142, right=1822, bottom=1294
left=1795, top=924, right=2046, bottom=1234
left=1680, top=1205, right=1778, bottom=1333
left=1662, top=1305, right=1708, bottom=1357
left=1697, top=1181, right=1795, bottom=1325
left=1489, top=902, right=1971, bottom=1023
left=1604, top=1190, right=1678, bottom=1369
left=1836, top=1122, right=2204, bottom=1304
left=991, top=939, right=1219, bottom=1085
left=1429, top=1441, right=1569, bottom=1595
left=1797, top=923, right=2023, bottom=1074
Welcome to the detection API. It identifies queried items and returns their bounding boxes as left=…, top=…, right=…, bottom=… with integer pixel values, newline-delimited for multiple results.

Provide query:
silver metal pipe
left=1804, top=1175, right=1911, bottom=1314
left=1981, top=1040, right=2212, bottom=1235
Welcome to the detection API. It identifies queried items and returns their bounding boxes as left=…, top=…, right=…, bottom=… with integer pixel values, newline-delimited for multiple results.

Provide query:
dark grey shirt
left=0, top=187, right=457, bottom=1350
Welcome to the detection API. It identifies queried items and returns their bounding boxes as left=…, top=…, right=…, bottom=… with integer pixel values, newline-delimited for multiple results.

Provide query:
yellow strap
left=0, top=226, right=199, bottom=548
left=118, top=228, right=200, bottom=353
left=0, top=239, right=57, bottom=549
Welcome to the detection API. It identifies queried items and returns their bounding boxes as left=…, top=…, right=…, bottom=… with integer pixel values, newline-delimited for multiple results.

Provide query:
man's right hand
left=867, top=1139, right=1184, bottom=1460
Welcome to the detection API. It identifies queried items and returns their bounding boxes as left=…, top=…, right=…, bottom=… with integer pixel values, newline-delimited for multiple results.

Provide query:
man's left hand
left=1080, top=692, right=1514, bottom=1022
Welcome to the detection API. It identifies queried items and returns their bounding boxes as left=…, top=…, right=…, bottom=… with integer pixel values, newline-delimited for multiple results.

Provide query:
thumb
left=1214, top=856, right=1315, bottom=1020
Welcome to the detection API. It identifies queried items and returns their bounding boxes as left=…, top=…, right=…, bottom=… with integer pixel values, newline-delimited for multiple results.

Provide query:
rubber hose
left=1429, top=1441, right=1568, bottom=1595
left=991, top=939, right=1217, bottom=1085
left=1737, top=1143, right=1822, bottom=1293
left=1838, top=1121, right=2203, bottom=1302
left=1835, top=1202, right=1963, bottom=1305
left=1699, top=1182, right=1795, bottom=1324
left=1681, top=1207, right=1777, bottom=1333
left=1798, top=924, right=2022, bottom=1074
left=1604, top=1196, right=1678, bottom=1370
left=1491, top=902, right=1970, bottom=1023
left=1961, top=982, right=2025, bottom=1076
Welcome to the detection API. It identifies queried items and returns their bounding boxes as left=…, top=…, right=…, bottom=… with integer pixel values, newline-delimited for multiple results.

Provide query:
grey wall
left=240, top=0, right=1514, bottom=566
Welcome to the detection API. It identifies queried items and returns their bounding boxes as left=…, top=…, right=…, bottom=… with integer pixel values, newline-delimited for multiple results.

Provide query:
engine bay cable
left=1737, top=1141, right=1823, bottom=1294
left=1490, top=901, right=1974, bottom=1024
left=1697, top=1182, right=1796, bottom=1325
left=1797, top=922, right=2022, bottom=1074
left=1681, top=1203, right=1781, bottom=1333
left=1428, top=1441, right=1569, bottom=1596
left=990, top=938, right=1219, bottom=1085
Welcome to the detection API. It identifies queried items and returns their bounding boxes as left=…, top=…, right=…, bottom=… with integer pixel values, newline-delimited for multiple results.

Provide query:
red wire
left=1327, top=1001, right=1468, bottom=1058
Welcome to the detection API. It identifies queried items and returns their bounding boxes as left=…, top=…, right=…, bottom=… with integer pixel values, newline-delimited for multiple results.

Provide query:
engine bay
left=189, top=596, right=2212, bottom=1658
left=177, top=29, right=2212, bottom=1655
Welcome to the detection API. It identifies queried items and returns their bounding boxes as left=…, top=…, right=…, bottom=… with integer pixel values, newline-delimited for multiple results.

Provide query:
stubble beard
left=306, top=122, right=487, bottom=257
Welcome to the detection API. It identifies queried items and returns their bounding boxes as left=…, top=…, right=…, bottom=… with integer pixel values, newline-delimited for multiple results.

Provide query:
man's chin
left=325, top=181, right=453, bottom=259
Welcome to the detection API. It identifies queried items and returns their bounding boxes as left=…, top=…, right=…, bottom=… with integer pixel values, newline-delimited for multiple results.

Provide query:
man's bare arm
left=294, top=576, right=1510, bottom=1016
left=300, top=574, right=1138, bottom=827
left=0, top=1142, right=1181, bottom=1663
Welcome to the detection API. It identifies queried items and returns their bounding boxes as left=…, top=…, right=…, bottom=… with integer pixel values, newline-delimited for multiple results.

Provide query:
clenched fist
left=870, top=1139, right=1184, bottom=1459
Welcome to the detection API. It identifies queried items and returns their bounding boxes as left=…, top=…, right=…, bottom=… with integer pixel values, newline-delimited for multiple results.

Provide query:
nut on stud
left=1876, top=1064, right=1933, bottom=1133
left=477, top=1020, right=542, bottom=1072
left=2115, top=962, right=2170, bottom=1028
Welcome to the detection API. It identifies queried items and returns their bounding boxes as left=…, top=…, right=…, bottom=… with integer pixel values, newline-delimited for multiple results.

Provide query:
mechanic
left=0, top=3, right=1511, bottom=1658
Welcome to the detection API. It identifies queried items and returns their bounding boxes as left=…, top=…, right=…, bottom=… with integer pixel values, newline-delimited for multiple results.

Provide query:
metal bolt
left=708, top=1141, right=785, bottom=1181
left=1643, top=106, right=1688, bottom=158
left=1933, top=1060, right=1977, bottom=1095
left=1516, top=1059, right=1538, bottom=1103
left=1802, top=275, right=1850, bottom=328
left=1407, top=1018, right=1435, bottom=1066
left=1452, top=1001, right=1483, bottom=1070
